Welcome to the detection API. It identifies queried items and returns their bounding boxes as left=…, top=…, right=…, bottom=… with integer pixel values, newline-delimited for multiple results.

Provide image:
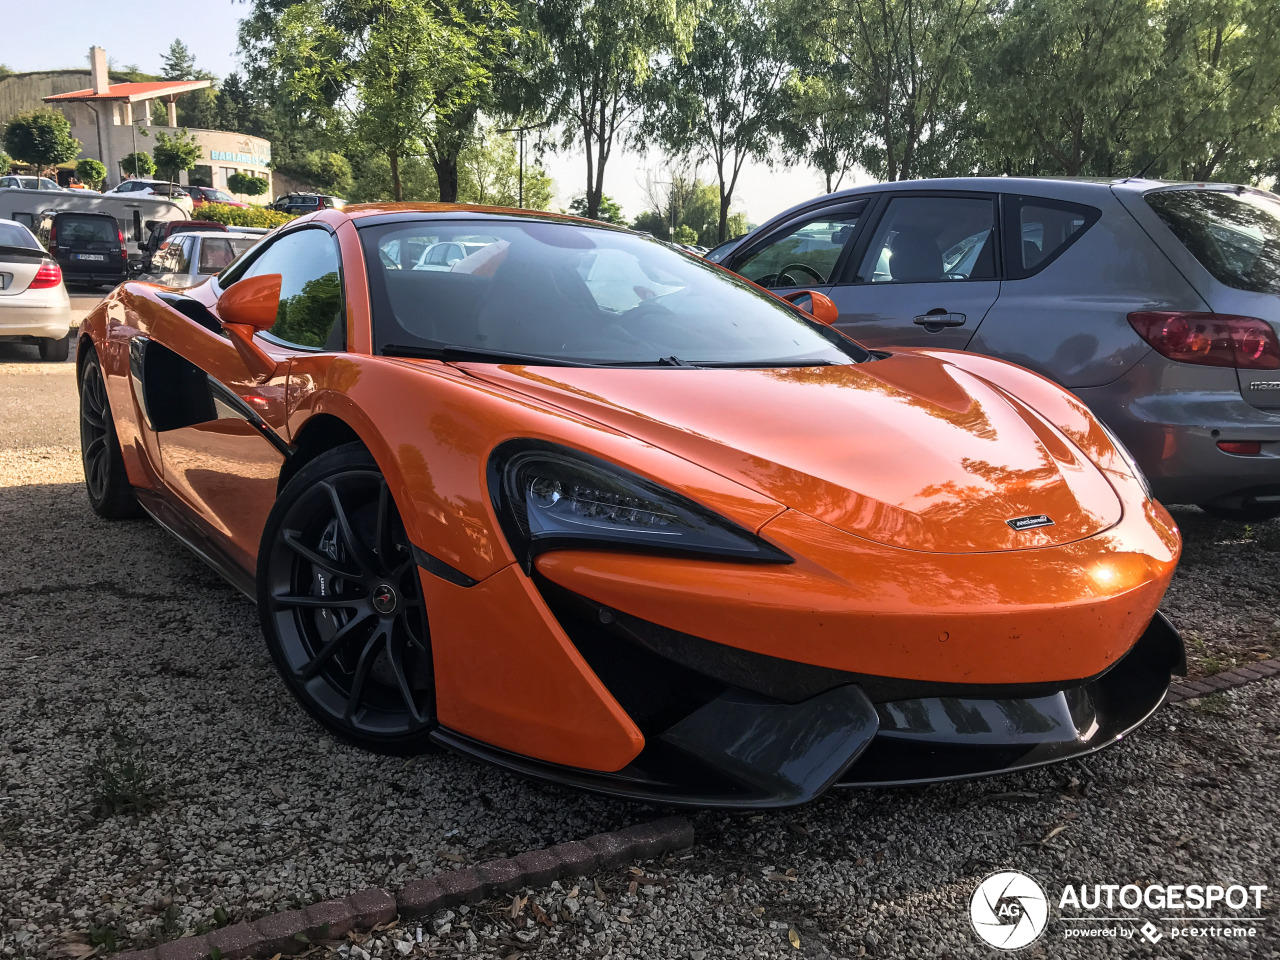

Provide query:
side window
left=734, top=204, right=866, bottom=288
left=230, top=228, right=344, bottom=350
left=154, top=240, right=174, bottom=271
left=856, top=196, right=997, bottom=283
left=198, top=238, right=238, bottom=275
left=173, top=236, right=194, bottom=274
left=1005, top=196, right=1100, bottom=279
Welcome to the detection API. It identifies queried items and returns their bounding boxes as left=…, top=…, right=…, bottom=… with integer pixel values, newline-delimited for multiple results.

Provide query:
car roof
left=335, top=201, right=612, bottom=227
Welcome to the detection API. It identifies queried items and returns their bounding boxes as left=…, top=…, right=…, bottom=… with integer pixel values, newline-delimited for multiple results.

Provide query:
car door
left=826, top=192, right=1001, bottom=349
left=153, top=226, right=346, bottom=571
left=725, top=201, right=869, bottom=302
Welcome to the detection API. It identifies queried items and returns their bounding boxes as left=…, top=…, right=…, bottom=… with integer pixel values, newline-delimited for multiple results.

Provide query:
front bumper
left=431, top=578, right=1184, bottom=808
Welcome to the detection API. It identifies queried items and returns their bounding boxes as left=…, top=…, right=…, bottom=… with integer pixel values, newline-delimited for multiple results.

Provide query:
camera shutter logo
left=970, top=871, right=1049, bottom=950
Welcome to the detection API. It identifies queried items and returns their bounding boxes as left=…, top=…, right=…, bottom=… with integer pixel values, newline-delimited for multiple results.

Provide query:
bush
left=197, top=203, right=295, bottom=228
left=76, top=158, right=107, bottom=189
left=227, top=172, right=269, bottom=197
left=119, top=151, right=156, bottom=179
left=3, top=109, right=81, bottom=175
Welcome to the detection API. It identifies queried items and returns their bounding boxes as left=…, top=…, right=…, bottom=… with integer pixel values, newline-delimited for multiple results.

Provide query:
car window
left=0, top=222, right=39, bottom=249
left=734, top=206, right=865, bottom=288
left=227, top=228, right=344, bottom=350
left=1004, top=196, right=1099, bottom=279
left=361, top=219, right=871, bottom=366
left=58, top=216, right=116, bottom=244
left=199, top=237, right=253, bottom=274
left=857, top=196, right=997, bottom=283
left=1146, top=189, right=1280, bottom=294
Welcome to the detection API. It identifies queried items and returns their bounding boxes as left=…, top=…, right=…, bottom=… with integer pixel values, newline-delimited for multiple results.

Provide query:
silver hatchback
left=717, top=177, right=1280, bottom=519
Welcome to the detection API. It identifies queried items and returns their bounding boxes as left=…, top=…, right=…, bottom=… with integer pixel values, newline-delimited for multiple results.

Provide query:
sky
left=3, top=0, right=853, bottom=226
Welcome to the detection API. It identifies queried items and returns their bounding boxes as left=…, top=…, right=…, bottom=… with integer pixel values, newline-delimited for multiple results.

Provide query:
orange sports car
left=77, top=204, right=1185, bottom=807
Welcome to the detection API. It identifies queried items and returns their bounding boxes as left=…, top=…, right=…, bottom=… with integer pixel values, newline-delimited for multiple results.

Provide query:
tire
left=1198, top=502, right=1280, bottom=522
left=257, top=443, right=436, bottom=754
left=79, top=349, right=141, bottom=519
left=40, top=336, right=70, bottom=362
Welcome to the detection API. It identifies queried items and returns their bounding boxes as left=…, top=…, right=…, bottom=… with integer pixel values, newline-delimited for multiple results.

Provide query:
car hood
left=466, top=352, right=1123, bottom=554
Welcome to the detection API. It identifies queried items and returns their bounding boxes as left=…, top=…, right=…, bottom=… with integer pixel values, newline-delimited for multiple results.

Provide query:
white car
left=142, top=230, right=262, bottom=288
left=412, top=240, right=493, bottom=271
left=0, top=175, right=68, bottom=192
left=102, top=179, right=195, bottom=214
left=0, top=220, right=73, bottom=361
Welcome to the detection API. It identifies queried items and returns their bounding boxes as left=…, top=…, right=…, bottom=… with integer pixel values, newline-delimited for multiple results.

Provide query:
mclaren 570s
left=77, top=204, right=1185, bottom=808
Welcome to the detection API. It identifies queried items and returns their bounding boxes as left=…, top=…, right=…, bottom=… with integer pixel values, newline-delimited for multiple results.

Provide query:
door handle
left=913, top=311, right=966, bottom=328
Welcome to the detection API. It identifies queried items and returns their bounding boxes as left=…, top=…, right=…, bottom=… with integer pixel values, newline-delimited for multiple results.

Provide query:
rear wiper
left=383, top=343, right=608, bottom=367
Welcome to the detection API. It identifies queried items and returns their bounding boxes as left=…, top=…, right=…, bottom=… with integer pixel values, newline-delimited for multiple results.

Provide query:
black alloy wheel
left=258, top=444, right=436, bottom=753
left=79, top=349, right=141, bottom=519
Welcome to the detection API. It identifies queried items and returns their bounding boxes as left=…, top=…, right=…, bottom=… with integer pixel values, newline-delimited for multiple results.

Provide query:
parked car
left=1, top=175, right=69, bottom=192
left=0, top=220, right=72, bottom=361
left=182, top=185, right=250, bottom=209
left=143, top=230, right=260, bottom=287
left=271, top=193, right=346, bottom=215
left=103, top=180, right=194, bottom=214
left=718, top=177, right=1280, bottom=519
left=35, top=210, right=129, bottom=290
left=77, top=203, right=1184, bottom=806
left=139, top=220, right=228, bottom=271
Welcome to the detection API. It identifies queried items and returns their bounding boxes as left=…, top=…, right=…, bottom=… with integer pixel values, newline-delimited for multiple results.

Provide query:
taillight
left=30, top=261, right=62, bottom=289
left=118, top=228, right=127, bottom=260
left=47, top=221, right=57, bottom=253
left=1218, top=441, right=1262, bottom=455
left=1128, top=311, right=1280, bottom=370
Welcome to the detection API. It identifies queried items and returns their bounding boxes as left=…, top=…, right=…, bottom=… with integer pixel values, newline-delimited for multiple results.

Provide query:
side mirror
left=781, top=289, right=839, bottom=326
left=218, top=273, right=283, bottom=381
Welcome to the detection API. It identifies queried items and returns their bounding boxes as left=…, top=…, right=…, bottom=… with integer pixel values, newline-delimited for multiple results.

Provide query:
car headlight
left=489, top=441, right=792, bottom=568
left=1098, top=420, right=1152, bottom=501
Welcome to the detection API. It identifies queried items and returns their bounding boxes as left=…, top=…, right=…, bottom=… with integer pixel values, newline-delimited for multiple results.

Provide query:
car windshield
left=361, top=218, right=868, bottom=366
left=0, top=222, right=39, bottom=249
left=1146, top=188, right=1280, bottom=294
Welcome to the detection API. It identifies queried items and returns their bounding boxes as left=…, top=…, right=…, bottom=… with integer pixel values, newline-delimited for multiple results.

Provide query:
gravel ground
left=0, top=351, right=1276, bottom=958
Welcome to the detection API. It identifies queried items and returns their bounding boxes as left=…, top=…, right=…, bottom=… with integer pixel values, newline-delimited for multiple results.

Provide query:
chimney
left=90, top=46, right=109, bottom=95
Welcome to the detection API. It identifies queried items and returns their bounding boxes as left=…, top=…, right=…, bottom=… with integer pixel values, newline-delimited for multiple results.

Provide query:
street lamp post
left=496, top=120, right=550, bottom=208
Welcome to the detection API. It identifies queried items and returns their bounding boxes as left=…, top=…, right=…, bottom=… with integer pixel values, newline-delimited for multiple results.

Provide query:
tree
left=673, top=224, right=699, bottom=245
left=76, top=158, right=107, bottom=189
left=458, top=126, right=554, bottom=208
left=279, top=150, right=354, bottom=195
left=160, top=39, right=198, bottom=80
left=569, top=193, right=625, bottom=224
left=119, top=152, right=156, bottom=179
left=2, top=110, right=82, bottom=183
left=644, top=0, right=786, bottom=241
left=151, top=129, right=202, bottom=182
left=228, top=172, right=269, bottom=196
left=778, top=74, right=860, bottom=193
left=249, top=0, right=518, bottom=201
left=523, top=0, right=704, bottom=220
left=790, top=0, right=991, bottom=181
left=0, top=150, right=12, bottom=173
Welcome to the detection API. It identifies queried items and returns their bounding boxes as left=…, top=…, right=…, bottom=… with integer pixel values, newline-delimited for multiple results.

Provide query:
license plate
left=74, top=253, right=106, bottom=262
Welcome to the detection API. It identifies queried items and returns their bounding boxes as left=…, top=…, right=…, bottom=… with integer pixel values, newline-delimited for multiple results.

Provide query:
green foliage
left=524, top=0, right=705, bottom=218
left=227, top=172, right=269, bottom=196
left=672, top=223, right=699, bottom=245
left=273, top=271, right=342, bottom=347
left=89, top=725, right=160, bottom=819
left=151, top=129, right=202, bottom=180
left=75, top=157, right=107, bottom=189
left=278, top=149, right=353, bottom=195
left=160, top=39, right=198, bottom=79
left=643, top=0, right=785, bottom=241
left=347, top=150, right=440, bottom=201
left=119, top=151, right=156, bottom=179
left=458, top=126, right=554, bottom=208
left=2, top=109, right=82, bottom=175
left=632, top=209, right=670, bottom=239
left=569, top=193, right=625, bottom=224
left=0, top=64, right=13, bottom=79
left=198, top=203, right=296, bottom=227
left=779, top=74, right=860, bottom=193
left=0, top=150, right=12, bottom=173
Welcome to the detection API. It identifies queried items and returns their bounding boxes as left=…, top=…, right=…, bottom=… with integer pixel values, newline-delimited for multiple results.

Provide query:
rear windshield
left=1146, top=189, right=1280, bottom=294
left=58, top=216, right=117, bottom=243
left=198, top=237, right=256, bottom=274
left=0, top=222, right=39, bottom=249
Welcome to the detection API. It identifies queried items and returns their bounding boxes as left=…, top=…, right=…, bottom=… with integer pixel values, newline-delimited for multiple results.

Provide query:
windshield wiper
left=692, top=358, right=843, bottom=368
left=383, top=343, right=609, bottom=367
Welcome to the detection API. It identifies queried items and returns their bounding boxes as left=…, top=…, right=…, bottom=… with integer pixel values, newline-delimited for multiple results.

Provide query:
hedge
left=197, top=203, right=296, bottom=228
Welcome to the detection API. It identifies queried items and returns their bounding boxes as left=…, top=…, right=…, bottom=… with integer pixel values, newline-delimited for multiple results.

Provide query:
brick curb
left=1167, top=657, right=1280, bottom=704
left=114, top=816, right=694, bottom=960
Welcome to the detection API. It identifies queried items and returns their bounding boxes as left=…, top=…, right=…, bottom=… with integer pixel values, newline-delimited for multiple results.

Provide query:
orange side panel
left=422, top=564, right=644, bottom=772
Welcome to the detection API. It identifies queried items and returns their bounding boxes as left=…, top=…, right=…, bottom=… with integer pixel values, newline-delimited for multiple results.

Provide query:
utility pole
left=496, top=120, right=550, bottom=208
